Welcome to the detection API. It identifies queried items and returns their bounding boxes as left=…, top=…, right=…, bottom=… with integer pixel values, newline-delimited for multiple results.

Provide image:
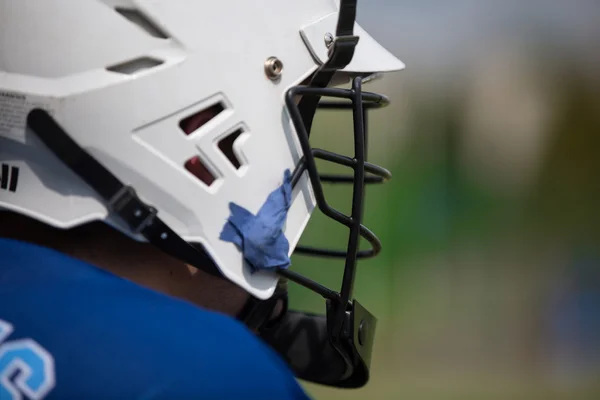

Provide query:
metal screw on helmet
left=264, top=57, right=283, bottom=80
left=324, top=32, right=334, bottom=48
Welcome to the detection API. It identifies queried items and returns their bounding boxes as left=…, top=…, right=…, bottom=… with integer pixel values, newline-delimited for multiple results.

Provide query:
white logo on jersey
left=0, top=320, right=56, bottom=400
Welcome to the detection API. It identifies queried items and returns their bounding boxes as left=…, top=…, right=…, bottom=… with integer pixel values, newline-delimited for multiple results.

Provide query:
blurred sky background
left=289, top=1, right=600, bottom=399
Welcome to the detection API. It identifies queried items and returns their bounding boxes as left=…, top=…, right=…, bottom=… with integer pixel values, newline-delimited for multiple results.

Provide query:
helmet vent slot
left=114, top=7, right=169, bottom=39
left=106, top=56, right=164, bottom=75
left=184, top=156, right=216, bottom=187
left=218, top=129, right=244, bottom=170
left=179, top=103, right=225, bottom=136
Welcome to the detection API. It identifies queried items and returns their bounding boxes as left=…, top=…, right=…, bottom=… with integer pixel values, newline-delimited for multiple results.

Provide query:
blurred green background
left=289, top=1, right=600, bottom=398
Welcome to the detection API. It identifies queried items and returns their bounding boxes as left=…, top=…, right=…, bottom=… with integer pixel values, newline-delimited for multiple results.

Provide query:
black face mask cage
left=251, top=0, right=397, bottom=384
left=268, top=76, right=391, bottom=385
left=282, top=77, right=391, bottom=319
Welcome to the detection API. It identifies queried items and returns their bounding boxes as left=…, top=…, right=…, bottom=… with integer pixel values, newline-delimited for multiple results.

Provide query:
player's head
left=0, top=0, right=404, bottom=388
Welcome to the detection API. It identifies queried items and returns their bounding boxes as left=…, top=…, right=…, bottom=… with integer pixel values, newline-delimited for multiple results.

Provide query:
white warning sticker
left=0, top=91, right=56, bottom=140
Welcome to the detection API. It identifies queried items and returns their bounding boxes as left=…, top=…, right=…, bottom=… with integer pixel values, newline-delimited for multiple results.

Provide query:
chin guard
left=329, top=299, right=377, bottom=386
left=260, top=300, right=376, bottom=388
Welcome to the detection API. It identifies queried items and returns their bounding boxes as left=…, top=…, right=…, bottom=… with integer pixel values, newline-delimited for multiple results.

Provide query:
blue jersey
left=0, top=238, right=310, bottom=400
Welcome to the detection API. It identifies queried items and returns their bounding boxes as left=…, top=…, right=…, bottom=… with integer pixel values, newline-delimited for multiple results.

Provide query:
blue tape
left=220, top=170, right=293, bottom=273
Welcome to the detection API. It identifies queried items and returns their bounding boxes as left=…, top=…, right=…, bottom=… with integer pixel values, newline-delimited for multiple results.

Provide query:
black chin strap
left=26, top=109, right=221, bottom=277
left=238, top=279, right=289, bottom=332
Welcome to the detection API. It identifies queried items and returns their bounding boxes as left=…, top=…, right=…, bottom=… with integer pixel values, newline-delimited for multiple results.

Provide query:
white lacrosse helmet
left=0, top=0, right=404, bottom=386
